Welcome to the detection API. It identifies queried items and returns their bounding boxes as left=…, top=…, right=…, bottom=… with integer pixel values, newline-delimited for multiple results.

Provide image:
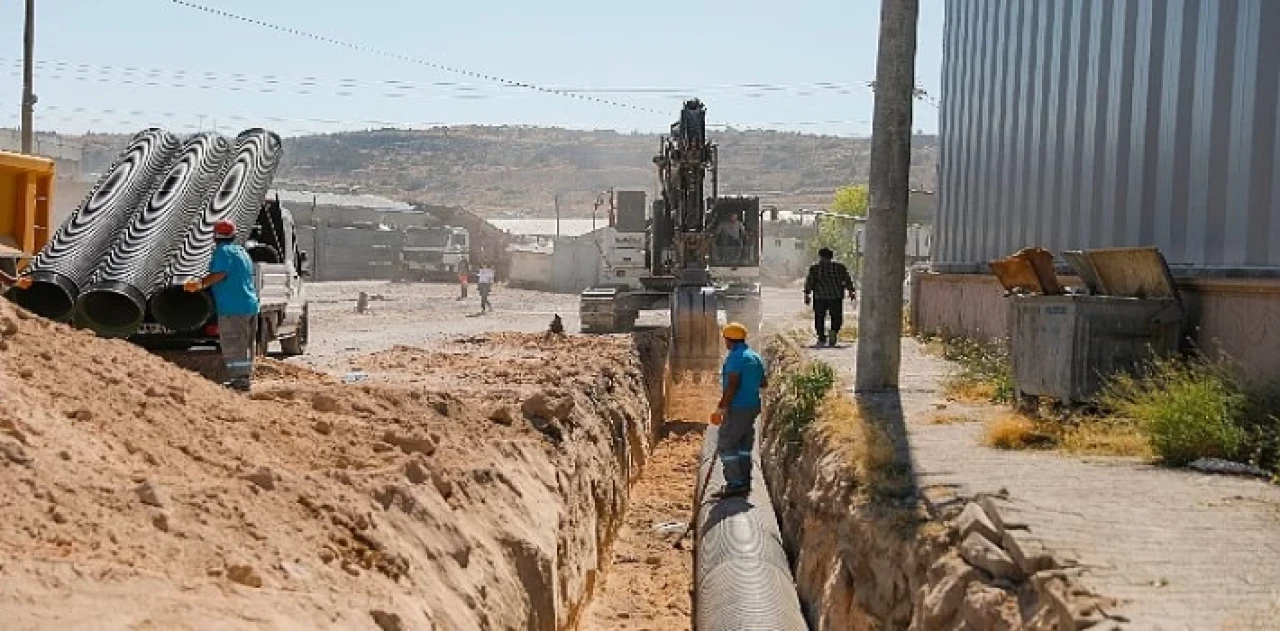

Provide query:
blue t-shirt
left=208, top=241, right=260, bottom=317
left=722, top=343, right=766, bottom=410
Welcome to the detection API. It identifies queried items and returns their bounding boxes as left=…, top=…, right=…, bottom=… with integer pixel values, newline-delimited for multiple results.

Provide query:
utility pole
left=855, top=0, right=919, bottom=392
left=554, top=194, right=561, bottom=241
left=20, top=0, right=36, bottom=154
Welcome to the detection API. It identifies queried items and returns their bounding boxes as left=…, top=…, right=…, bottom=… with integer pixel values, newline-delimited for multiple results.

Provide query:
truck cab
left=400, top=225, right=470, bottom=281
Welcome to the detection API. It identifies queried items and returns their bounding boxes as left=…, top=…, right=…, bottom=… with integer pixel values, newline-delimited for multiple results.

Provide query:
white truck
left=400, top=225, right=471, bottom=281
left=132, top=199, right=310, bottom=356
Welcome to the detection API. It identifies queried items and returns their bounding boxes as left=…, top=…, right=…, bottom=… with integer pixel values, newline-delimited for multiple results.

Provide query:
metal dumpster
left=995, top=247, right=1183, bottom=405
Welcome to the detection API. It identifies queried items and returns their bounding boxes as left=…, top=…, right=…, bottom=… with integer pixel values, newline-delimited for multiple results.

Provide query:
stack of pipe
left=694, top=426, right=807, bottom=630
left=149, top=128, right=283, bottom=331
left=6, top=129, right=181, bottom=320
left=75, top=133, right=234, bottom=337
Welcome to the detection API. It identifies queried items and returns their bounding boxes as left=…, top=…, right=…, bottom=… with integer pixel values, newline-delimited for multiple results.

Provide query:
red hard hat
left=213, top=220, right=236, bottom=238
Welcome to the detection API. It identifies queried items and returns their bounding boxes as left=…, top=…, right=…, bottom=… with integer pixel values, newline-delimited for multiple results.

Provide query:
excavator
left=580, top=99, right=762, bottom=375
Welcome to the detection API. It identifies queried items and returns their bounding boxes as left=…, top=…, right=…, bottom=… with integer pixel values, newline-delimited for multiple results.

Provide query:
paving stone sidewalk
left=809, top=339, right=1280, bottom=631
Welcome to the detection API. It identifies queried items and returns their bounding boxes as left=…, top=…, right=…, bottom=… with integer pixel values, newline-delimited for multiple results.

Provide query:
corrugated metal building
left=917, top=0, right=1280, bottom=379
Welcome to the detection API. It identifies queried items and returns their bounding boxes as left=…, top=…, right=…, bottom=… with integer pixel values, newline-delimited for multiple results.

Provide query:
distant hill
left=53, top=126, right=940, bottom=218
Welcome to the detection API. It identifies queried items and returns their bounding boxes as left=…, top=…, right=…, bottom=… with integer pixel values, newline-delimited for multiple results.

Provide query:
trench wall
left=758, top=339, right=1114, bottom=630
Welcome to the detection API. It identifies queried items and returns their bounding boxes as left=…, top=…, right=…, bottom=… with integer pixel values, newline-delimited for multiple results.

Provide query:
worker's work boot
left=828, top=332, right=840, bottom=348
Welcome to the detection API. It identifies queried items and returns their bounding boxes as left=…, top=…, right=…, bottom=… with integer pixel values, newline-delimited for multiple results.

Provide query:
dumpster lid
left=1063, top=247, right=1180, bottom=300
left=988, top=247, right=1065, bottom=295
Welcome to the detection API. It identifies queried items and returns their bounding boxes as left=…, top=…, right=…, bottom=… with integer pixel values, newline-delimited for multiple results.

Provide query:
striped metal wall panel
left=936, top=0, right=1280, bottom=273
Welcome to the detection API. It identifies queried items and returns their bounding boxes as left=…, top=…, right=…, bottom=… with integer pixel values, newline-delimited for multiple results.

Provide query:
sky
left=0, top=0, right=944, bottom=139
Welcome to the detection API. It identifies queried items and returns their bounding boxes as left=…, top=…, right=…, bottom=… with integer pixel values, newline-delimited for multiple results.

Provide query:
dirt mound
left=0, top=300, right=659, bottom=629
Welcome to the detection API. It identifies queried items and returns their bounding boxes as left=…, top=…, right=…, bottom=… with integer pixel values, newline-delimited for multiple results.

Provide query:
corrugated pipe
left=694, top=425, right=807, bottom=630
left=75, top=132, right=234, bottom=337
left=149, top=128, right=283, bottom=331
left=6, top=129, right=181, bottom=320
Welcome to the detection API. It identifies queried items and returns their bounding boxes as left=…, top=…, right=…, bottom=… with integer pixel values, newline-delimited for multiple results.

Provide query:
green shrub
left=1100, top=356, right=1256, bottom=467
left=775, top=360, right=838, bottom=464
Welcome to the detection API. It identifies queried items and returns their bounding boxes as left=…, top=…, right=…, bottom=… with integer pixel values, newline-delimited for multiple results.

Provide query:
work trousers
left=813, top=298, right=844, bottom=342
left=459, top=275, right=469, bottom=298
left=478, top=283, right=492, bottom=312
left=718, top=407, right=760, bottom=489
left=218, top=314, right=255, bottom=390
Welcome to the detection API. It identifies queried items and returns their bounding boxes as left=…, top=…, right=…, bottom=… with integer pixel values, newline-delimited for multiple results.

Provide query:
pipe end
left=150, top=284, right=215, bottom=332
left=75, top=282, right=148, bottom=338
left=6, top=271, right=78, bottom=322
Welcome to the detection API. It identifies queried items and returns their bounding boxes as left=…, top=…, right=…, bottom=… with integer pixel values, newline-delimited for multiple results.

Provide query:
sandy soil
left=579, top=378, right=721, bottom=630
left=0, top=289, right=660, bottom=630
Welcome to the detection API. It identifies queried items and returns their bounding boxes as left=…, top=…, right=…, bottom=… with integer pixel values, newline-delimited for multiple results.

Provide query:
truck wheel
left=280, top=310, right=308, bottom=356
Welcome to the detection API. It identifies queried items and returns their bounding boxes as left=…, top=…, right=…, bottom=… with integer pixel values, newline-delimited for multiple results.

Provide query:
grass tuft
left=921, top=334, right=1014, bottom=404
left=1099, top=354, right=1276, bottom=470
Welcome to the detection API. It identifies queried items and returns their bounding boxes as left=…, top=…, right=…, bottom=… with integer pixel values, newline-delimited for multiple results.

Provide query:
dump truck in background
left=398, top=225, right=471, bottom=281
left=0, top=149, right=55, bottom=278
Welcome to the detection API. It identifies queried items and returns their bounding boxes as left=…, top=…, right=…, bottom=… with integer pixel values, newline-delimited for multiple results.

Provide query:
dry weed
left=1059, top=420, right=1151, bottom=458
left=984, top=413, right=1055, bottom=450
left=929, top=413, right=975, bottom=425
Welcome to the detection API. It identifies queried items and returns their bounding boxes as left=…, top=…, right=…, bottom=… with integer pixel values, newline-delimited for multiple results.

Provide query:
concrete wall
left=296, top=225, right=400, bottom=282
left=938, top=0, right=1280, bottom=273
left=913, top=271, right=1280, bottom=381
left=762, top=236, right=809, bottom=279
left=508, top=250, right=553, bottom=289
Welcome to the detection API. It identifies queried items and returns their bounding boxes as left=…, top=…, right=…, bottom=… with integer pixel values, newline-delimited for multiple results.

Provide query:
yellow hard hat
left=722, top=322, right=748, bottom=341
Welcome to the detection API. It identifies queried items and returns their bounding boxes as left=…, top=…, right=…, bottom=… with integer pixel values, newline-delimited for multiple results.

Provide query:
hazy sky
left=0, top=0, right=944, bottom=138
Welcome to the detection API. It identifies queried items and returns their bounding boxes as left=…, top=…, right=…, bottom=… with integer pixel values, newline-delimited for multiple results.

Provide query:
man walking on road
left=803, top=247, right=856, bottom=347
left=476, top=262, right=495, bottom=313
left=184, top=220, right=259, bottom=392
left=709, top=322, right=767, bottom=499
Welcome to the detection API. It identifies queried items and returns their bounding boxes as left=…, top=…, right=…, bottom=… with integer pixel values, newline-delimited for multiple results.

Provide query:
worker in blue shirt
left=710, top=322, right=768, bottom=498
left=184, top=220, right=260, bottom=392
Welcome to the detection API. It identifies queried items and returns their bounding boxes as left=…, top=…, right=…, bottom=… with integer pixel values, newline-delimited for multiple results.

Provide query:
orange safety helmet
left=213, top=220, right=236, bottom=239
left=722, top=322, right=748, bottom=341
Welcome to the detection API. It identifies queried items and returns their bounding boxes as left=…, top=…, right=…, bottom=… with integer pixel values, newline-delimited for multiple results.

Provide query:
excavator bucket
left=670, top=287, right=721, bottom=380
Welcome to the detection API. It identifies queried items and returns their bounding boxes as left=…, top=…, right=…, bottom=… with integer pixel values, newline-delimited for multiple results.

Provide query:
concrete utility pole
left=20, top=0, right=36, bottom=154
left=855, top=0, right=919, bottom=392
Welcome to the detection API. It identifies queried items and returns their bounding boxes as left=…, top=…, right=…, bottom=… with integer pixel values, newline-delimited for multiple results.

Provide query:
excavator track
left=669, top=286, right=721, bottom=380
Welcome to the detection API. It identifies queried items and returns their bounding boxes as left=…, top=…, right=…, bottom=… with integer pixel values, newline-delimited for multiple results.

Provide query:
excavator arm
left=656, top=100, right=723, bottom=376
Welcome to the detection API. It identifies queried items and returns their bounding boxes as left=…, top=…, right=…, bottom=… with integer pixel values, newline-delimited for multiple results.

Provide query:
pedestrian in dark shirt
left=803, top=247, right=856, bottom=347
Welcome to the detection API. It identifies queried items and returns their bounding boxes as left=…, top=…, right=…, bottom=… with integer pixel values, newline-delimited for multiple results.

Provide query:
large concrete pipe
left=149, top=129, right=283, bottom=331
left=75, top=133, right=234, bottom=337
left=694, top=426, right=807, bottom=630
left=6, top=129, right=180, bottom=320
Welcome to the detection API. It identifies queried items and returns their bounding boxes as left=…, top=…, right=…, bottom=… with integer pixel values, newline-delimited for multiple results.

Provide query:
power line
left=0, top=57, right=875, bottom=99
left=0, top=102, right=886, bottom=140
left=165, top=0, right=663, bottom=114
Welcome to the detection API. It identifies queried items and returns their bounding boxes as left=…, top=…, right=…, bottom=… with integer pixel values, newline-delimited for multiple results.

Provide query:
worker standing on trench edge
left=710, top=322, right=767, bottom=498
left=803, top=247, right=856, bottom=348
left=184, top=220, right=260, bottom=392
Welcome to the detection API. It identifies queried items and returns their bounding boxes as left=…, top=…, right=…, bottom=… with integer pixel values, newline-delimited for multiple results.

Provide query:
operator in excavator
left=183, top=220, right=259, bottom=393
left=715, top=210, right=748, bottom=265
left=709, top=322, right=767, bottom=498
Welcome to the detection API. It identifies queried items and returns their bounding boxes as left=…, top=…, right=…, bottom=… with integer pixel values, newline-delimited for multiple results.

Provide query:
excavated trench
left=756, top=339, right=1111, bottom=630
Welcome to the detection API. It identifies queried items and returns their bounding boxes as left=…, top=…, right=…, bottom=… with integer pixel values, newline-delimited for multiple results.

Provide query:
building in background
left=918, top=0, right=1280, bottom=379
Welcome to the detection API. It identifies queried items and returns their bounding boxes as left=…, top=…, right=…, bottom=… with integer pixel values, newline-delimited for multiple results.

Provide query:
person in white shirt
left=476, top=263, right=495, bottom=313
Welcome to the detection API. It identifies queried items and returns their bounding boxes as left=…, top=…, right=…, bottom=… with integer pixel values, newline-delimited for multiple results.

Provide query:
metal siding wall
left=938, top=0, right=1278, bottom=272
